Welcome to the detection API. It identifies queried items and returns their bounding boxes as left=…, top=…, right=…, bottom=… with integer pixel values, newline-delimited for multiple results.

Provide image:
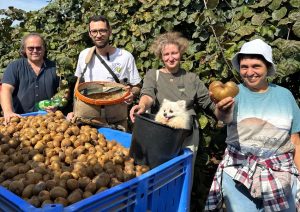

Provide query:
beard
left=93, top=38, right=109, bottom=49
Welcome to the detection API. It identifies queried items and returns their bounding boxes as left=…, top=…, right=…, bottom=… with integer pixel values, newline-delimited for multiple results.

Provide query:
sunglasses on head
left=26, top=46, right=43, bottom=52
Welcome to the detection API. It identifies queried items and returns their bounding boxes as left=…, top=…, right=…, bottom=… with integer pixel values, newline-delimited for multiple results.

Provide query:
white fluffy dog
left=155, top=99, right=191, bottom=130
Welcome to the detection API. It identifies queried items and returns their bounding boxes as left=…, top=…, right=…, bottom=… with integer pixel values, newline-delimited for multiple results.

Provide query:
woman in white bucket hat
left=205, top=39, right=300, bottom=211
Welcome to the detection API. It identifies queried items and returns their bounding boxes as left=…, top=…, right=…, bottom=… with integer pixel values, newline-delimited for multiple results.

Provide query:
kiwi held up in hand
left=209, top=81, right=239, bottom=101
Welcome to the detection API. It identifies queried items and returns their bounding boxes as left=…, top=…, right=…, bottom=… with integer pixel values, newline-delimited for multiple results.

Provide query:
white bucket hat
left=231, top=39, right=276, bottom=76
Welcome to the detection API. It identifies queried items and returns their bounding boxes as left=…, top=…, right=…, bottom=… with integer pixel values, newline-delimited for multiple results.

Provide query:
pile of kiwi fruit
left=0, top=111, right=149, bottom=207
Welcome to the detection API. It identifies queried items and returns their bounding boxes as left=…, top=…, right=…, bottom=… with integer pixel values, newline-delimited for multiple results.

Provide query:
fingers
left=45, top=106, right=57, bottom=113
left=129, top=107, right=137, bottom=122
left=66, top=112, right=74, bottom=121
left=124, top=92, right=134, bottom=105
left=4, top=113, right=20, bottom=125
left=216, top=97, right=234, bottom=111
left=4, top=117, right=10, bottom=125
left=209, top=91, right=218, bottom=103
left=129, top=105, right=141, bottom=122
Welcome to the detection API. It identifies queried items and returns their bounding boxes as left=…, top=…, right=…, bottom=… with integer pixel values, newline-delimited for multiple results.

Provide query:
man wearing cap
left=205, top=39, right=300, bottom=211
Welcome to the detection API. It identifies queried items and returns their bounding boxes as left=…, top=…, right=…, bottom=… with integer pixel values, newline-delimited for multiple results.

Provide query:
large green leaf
left=162, top=21, right=173, bottom=31
left=268, top=0, right=282, bottom=11
left=206, top=0, right=219, bottom=9
left=276, top=58, right=300, bottom=77
left=143, top=12, right=153, bottom=22
left=194, top=51, right=206, bottom=61
left=182, top=0, right=192, bottom=7
left=251, top=12, right=269, bottom=25
left=290, top=0, right=300, bottom=8
left=158, top=0, right=170, bottom=6
left=139, top=23, right=152, bottom=33
left=199, top=115, right=209, bottom=129
left=240, top=6, right=253, bottom=18
left=277, top=18, right=292, bottom=26
left=213, top=24, right=226, bottom=36
left=288, top=9, right=300, bottom=21
left=195, top=13, right=205, bottom=26
left=235, top=25, right=256, bottom=36
left=272, top=7, right=287, bottom=20
left=203, top=9, right=218, bottom=24
left=273, top=39, right=300, bottom=57
left=292, top=21, right=300, bottom=38
left=170, top=0, right=180, bottom=6
left=181, top=61, right=193, bottom=71
left=187, top=12, right=200, bottom=24
left=177, top=11, right=187, bottom=21
left=164, top=10, right=175, bottom=18
left=140, top=51, right=149, bottom=58
left=186, top=43, right=201, bottom=55
left=249, top=0, right=271, bottom=8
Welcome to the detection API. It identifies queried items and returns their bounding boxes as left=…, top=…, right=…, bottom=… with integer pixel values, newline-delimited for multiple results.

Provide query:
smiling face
left=24, top=36, right=45, bottom=63
left=161, top=43, right=181, bottom=73
left=239, top=57, right=269, bottom=92
left=89, top=21, right=111, bottom=49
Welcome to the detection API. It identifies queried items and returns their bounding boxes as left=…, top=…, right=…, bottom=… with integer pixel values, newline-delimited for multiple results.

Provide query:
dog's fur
left=155, top=99, right=191, bottom=130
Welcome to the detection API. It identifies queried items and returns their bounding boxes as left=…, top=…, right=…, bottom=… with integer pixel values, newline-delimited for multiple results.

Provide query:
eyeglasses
left=89, top=29, right=109, bottom=36
left=26, top=46, right=43, bottom=52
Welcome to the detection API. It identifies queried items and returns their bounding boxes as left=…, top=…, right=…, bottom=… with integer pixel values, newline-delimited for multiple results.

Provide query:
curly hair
left=149, top=32, right=189, bottom=59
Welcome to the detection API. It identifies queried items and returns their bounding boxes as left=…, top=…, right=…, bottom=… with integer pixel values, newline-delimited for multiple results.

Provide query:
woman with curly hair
left=129, top=31, right=215, bottom=164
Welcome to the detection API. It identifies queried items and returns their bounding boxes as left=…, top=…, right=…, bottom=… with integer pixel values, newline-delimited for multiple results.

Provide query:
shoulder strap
left=156, top=69, right=159, bottom=82
left=79, top=46, right=96, bottom=83
left=94, top=51, right=120, bottom=83
left=79, top=46, right=120, bottom=83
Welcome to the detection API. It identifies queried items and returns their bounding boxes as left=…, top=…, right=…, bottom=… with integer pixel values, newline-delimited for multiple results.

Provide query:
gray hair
left=19, top=32, right=47, bottom=58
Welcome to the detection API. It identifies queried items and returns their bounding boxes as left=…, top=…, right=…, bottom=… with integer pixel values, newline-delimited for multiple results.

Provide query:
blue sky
left=0, top=0, right=49, bottom=12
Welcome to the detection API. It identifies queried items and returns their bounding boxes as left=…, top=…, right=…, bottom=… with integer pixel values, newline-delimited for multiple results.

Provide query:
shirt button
left=36, top=85, right=38, bottom=88
left=36, top=94, right=39, bottom=97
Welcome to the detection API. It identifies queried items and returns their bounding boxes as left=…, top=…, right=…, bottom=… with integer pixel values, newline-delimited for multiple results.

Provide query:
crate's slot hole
left=140, top=193, right=144, bottom=198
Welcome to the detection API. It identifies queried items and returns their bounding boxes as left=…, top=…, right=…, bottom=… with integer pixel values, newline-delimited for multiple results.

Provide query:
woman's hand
left=212, top=94, right=235, bottom=123
left=129, top=95, right=153, bottom=122
left=215, top=96, right=235, bottom=112
left=129, top=104, right=146, bottom=122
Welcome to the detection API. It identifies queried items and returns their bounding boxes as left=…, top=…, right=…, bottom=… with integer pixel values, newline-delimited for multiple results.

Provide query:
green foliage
left=0, top=0, right=299, bottom=210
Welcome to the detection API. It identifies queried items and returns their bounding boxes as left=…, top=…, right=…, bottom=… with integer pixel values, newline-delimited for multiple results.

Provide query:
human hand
left=4, top=111, right=21, bottom=125
left=124, top=89, right=134, bottom=105
left=213, top=96, right=235, bottom=124
left=215, top=96, right=234, bottom=112
left=66, top=112, right=74, bottom=121
left=129, top=104, right=146, bottom=122
left=44, top=106, right=57, bottom=113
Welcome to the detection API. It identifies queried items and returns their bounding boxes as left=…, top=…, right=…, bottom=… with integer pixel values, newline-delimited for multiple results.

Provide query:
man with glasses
left=67, top=15, right=141, bottom=131
left=1, top=32, right=60, bottom=123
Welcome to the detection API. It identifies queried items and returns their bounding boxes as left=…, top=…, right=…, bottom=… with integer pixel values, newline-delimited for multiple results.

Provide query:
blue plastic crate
left=0, top=112, right=193, bottom=212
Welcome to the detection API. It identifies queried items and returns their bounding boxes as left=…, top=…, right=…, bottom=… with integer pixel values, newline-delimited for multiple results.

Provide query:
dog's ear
left=177, top=100, right=186, bottom=108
